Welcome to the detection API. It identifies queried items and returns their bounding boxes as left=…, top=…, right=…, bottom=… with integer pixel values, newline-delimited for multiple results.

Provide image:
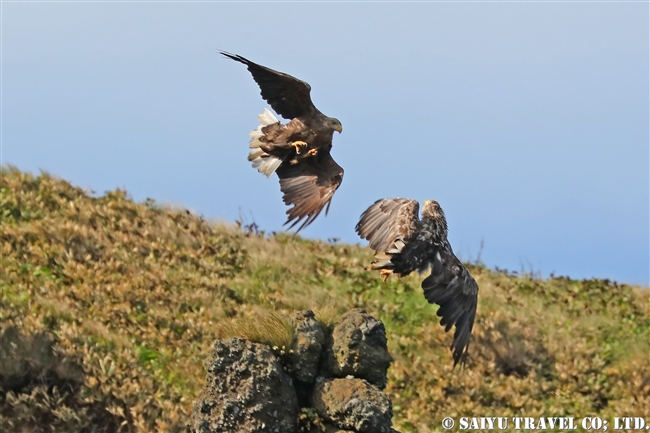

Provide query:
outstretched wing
left=421, top=245, right=478, bottom=366
left=276, top=151, right=344, bottom=232
left=355, top=198, right=420, bottom=253
left=221, top=52, right=316, bottom=120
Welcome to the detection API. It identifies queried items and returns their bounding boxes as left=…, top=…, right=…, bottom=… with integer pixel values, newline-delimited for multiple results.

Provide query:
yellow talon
left=306, top=149, right=318, bottom=156
left=380, top=269, right=392, bottom=282
left=291, top=140, right=308, bottom=154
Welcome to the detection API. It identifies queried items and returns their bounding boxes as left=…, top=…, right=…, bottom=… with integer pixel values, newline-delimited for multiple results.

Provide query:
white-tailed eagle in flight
left=356, top=198, right=479, bottom=365
left=221, top=52, right=344, bottom=232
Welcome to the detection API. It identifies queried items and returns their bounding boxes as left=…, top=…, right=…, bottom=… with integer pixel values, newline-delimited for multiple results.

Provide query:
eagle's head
left=422, top=200, right=448, bottom=237
left=326, top=117, right=343, bottom=134
left=423, top=200, right=447, bottom=222
left=422, top=200, right=442, bottom=216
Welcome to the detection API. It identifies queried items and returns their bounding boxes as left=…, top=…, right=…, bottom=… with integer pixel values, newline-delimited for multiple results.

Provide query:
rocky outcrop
left=312, top=378, right=392, bottom=433
left=189, top=339, right=299, bottom=433
left=190, top=309, right=398, bottom=433
left=325, top=309, right=393, bottom=390
left=286, top=310, right=325, bottom=384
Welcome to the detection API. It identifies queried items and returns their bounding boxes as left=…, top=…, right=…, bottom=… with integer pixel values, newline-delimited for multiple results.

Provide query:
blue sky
left=3, top=2, right=648, bottom=285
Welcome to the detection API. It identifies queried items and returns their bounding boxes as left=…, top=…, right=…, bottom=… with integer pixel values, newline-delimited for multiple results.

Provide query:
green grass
left=1, top=166, right=648, bottom=432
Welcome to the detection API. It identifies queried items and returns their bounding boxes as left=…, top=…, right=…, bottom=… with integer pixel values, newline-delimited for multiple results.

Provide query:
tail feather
left=249, top=152, right=284, bottom=177
left=370, top=258, right=394, bottom=270
left=369, top=237, right=409, bottom=271
left=370, top=251, right=395, bottom=271
left=258, top=108, right=279, bottom=126
left=247, top=108, right=284, bottom=177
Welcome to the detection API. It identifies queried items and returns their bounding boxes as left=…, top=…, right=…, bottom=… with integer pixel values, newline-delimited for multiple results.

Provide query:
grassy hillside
left=1, top=167, right=648, bottom=432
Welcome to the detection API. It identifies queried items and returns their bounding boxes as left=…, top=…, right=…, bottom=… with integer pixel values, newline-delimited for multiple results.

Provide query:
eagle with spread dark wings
left=355, top=198, right=479, bottom=365
left=221, top=52, right=344, bottom=232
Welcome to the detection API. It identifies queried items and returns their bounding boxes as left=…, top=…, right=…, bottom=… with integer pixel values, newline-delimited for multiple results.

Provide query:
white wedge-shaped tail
left=248, top=108, right=284, bottom=177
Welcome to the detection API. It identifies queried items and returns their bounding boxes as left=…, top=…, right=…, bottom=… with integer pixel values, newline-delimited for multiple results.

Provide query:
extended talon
left=291, top=140, right=308, bottom=154
left=380, top=269, right=392, bottom=282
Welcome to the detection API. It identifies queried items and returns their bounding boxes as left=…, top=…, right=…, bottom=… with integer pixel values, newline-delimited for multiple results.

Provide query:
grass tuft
left=216, top=308, right=296, bottom=350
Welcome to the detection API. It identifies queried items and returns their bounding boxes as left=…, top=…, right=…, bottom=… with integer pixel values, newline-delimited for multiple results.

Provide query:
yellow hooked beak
left=333, top=124, right=343, bottom=134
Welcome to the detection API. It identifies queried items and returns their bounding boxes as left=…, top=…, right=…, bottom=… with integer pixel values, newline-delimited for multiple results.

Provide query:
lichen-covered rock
left=297, top=407, right=359, bottom=433
left=286, top=310, right=325, bottom=384
left=325, top=309, right=393, bottom=389
left=303, top=424, right=355, bottom=433
left=312, top=378, right=393, bottom=433
left=189, top=338, right=299, bottom=433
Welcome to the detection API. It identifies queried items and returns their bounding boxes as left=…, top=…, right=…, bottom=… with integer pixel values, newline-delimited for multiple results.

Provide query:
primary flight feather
left=221, top=52, right=344, bottom=232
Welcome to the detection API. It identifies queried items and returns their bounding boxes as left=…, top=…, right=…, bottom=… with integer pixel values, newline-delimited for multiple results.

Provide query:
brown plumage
left=355, top=198, right=479, bottom=366
left=221, top=52, right=344, bottom=231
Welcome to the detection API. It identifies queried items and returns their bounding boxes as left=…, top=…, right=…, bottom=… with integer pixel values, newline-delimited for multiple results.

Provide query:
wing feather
left=221, top=52, right=315, bottom=120
left=355, top=198, right=420, bottom=253
left=421, top=245, right=478, bottom=366
left=276, top=151, right=344, bottom=232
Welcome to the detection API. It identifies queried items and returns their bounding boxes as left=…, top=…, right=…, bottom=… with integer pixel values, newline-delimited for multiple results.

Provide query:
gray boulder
left=189, top=338, right=299, bottom=433
left=312, top=378, right=393, bottom=433
left=286, top=310, right=325, bottom=384
left=325, top=309, right=393, bottom=389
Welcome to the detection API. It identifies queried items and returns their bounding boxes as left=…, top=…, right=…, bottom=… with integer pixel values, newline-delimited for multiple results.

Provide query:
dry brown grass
left=216, top=307, right=296, bottom=350
left=1, top=166, right=648, bottom=432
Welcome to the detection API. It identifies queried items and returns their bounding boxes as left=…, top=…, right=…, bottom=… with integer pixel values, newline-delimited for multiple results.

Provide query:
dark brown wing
left=276, top=151, right=343, bottom=232
left=221, top=52, right=316, bottom=120
left=421, top=245, right=478, bottom=366
left=355, top=198, right=420, bottom=253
